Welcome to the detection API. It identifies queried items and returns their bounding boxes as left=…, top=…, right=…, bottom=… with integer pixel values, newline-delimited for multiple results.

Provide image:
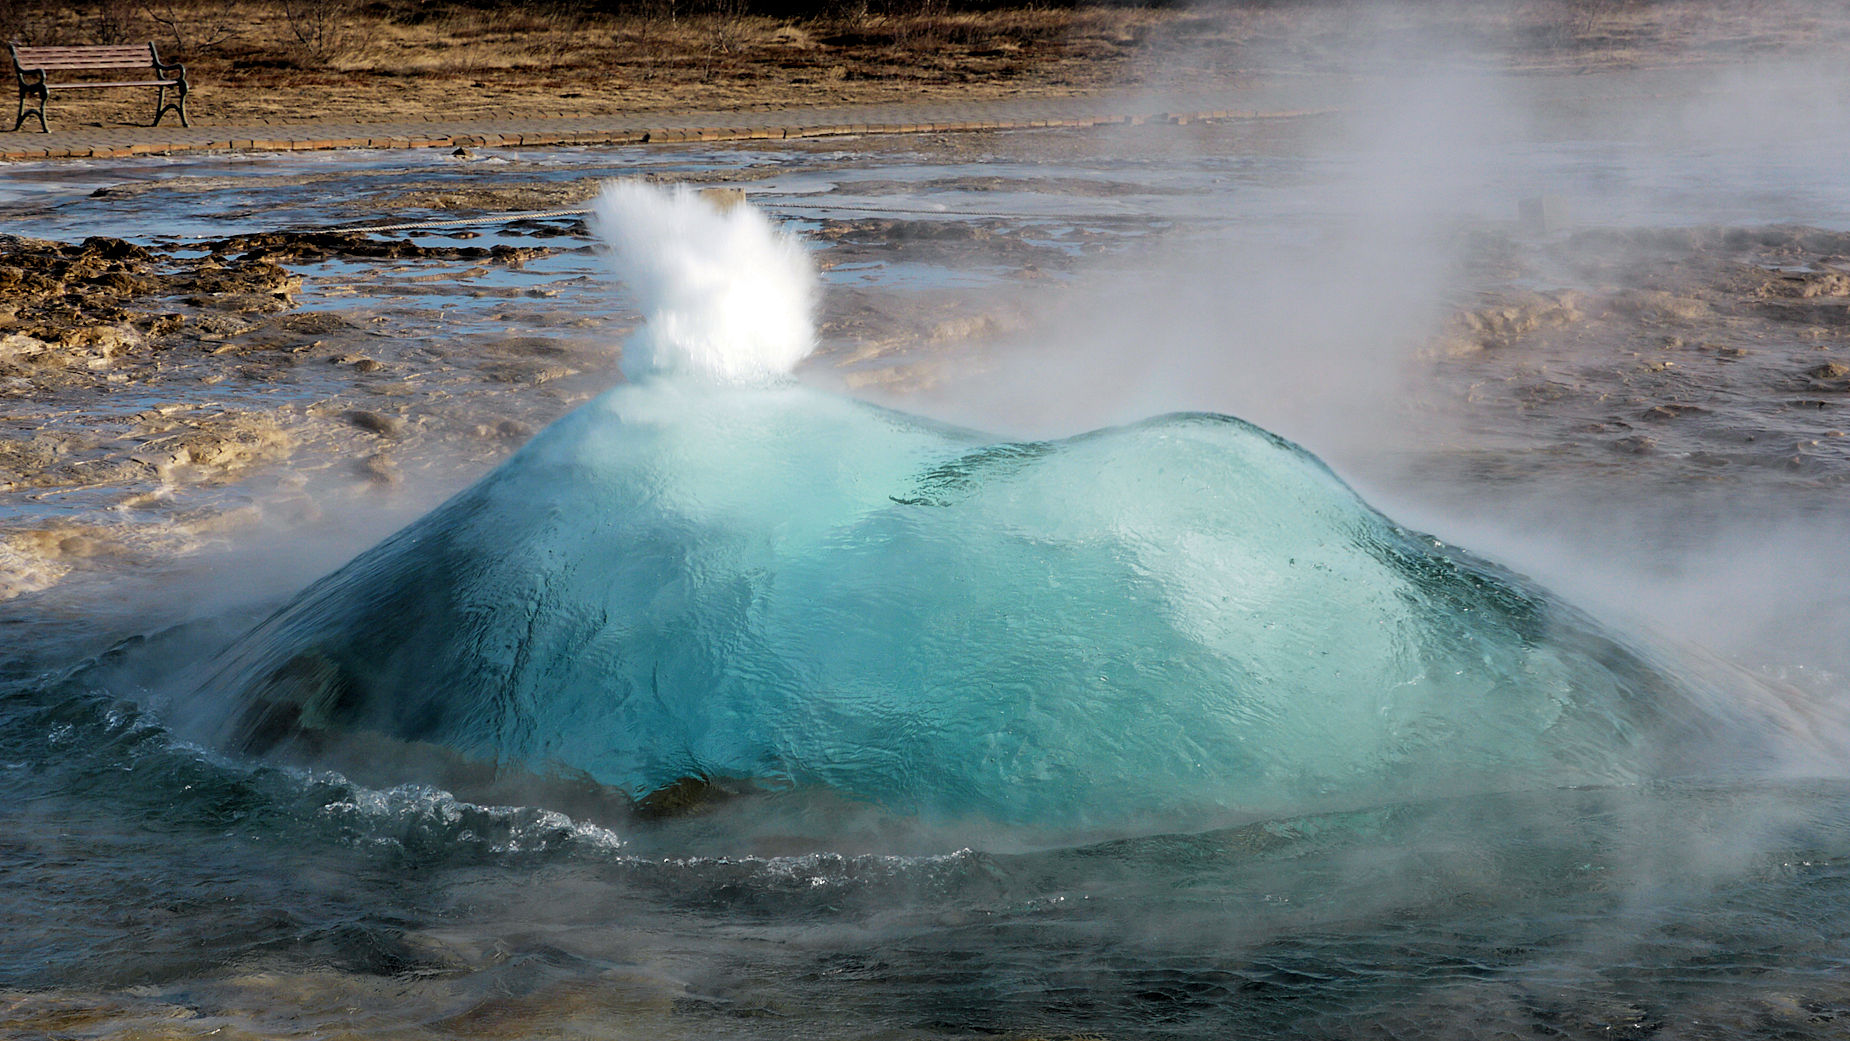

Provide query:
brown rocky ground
left=0, top=226, right=568, bottom=597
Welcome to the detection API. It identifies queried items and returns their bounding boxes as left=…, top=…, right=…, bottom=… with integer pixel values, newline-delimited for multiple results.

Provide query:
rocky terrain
left=0, top=229, right=560, bottom=597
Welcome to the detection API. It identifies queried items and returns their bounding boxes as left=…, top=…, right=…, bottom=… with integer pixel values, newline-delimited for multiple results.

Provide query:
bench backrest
left=12, top=44, right=158, bottom=71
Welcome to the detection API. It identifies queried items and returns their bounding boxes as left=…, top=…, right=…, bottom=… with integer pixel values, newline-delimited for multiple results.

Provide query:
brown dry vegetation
left=3, top=1, right=1846, bottom=130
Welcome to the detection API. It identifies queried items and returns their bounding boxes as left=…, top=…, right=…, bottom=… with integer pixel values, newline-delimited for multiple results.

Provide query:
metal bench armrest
left=148, top=44, right=186, bottom=83
left=10, top=51, right=47, bottom=87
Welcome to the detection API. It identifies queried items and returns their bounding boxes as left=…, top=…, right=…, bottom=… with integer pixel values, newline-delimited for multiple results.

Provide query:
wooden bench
left=10, top=42, right=189, bottom=133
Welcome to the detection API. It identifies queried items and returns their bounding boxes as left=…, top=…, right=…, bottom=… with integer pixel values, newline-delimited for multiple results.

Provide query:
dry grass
left=2, top=1, right=1845, bottom=130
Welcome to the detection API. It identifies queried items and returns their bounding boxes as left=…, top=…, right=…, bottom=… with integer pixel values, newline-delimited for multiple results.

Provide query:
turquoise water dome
left=189, top=183, right=1707, bottom=830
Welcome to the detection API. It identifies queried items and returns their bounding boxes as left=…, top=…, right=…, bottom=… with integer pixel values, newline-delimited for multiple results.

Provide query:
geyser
left=188, top=184, right=1719, bottom=830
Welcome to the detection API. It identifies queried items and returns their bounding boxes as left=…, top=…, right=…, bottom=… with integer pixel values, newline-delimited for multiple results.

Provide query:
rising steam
left=592, top=182, right=817, bottom=384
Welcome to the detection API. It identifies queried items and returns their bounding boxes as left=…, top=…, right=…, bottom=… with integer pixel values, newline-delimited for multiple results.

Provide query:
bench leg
left=15, top=88, right=48, bottom=133
left=152, top=84, right=189, bottom=129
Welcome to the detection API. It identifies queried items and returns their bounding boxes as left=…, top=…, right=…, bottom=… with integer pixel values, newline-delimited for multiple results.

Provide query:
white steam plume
left=592, top=181, right=817, bottom=384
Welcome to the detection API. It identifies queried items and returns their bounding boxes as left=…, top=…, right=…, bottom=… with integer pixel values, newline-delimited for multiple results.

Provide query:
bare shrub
left=93, top=0, right=143, bottom=44
left=279, top=0, right=355, bottom=61
left=142, top=0, right=244, bottom=53
left=888, top=0, right=954, bottom=50
left=704, top=0, right=752, bottom=56
left=636, top=0, right=686, bottom=35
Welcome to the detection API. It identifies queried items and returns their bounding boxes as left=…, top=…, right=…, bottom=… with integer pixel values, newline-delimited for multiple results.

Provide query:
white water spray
left=592, top=181, right=817, bottom=384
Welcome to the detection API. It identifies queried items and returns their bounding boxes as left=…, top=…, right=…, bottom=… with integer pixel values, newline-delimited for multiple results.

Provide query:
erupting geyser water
left=182, top=183, right=1746, bottom=832
left=598, top=182, right=817, bottom=384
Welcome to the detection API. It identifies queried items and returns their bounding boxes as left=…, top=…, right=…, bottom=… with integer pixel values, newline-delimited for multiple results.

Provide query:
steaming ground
left=6, top=51, right=1850, bottom=1041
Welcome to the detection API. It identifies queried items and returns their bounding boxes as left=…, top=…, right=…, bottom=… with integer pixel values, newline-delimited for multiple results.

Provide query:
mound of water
left=174, top=183, right=1731, bottom=831
left=191, top=378, right=1715, bottom=827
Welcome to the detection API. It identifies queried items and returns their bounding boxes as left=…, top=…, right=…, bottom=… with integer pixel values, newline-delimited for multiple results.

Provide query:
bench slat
left=12, top=45, right=160, bottom=71
left=20, top=59, right=158, bottom=70
left=14, top=46, right=153, bottom=56
left=44, top=80, right=179, bottom=90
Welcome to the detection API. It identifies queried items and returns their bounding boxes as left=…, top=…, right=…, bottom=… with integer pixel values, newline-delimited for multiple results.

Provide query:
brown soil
left=2, top=0, right=1846, bottom=130
left=5, top=1, right=1166, bottom=129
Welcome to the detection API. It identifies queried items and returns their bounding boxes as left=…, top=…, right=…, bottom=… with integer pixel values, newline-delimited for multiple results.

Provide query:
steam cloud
left=593, top=181, right=817, bottom=385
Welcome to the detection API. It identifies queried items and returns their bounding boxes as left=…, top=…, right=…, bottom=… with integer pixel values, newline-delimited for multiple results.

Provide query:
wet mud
left=0, top=228, right=582, bottom=598
left=1422, top=224, right=1850, bottom=509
